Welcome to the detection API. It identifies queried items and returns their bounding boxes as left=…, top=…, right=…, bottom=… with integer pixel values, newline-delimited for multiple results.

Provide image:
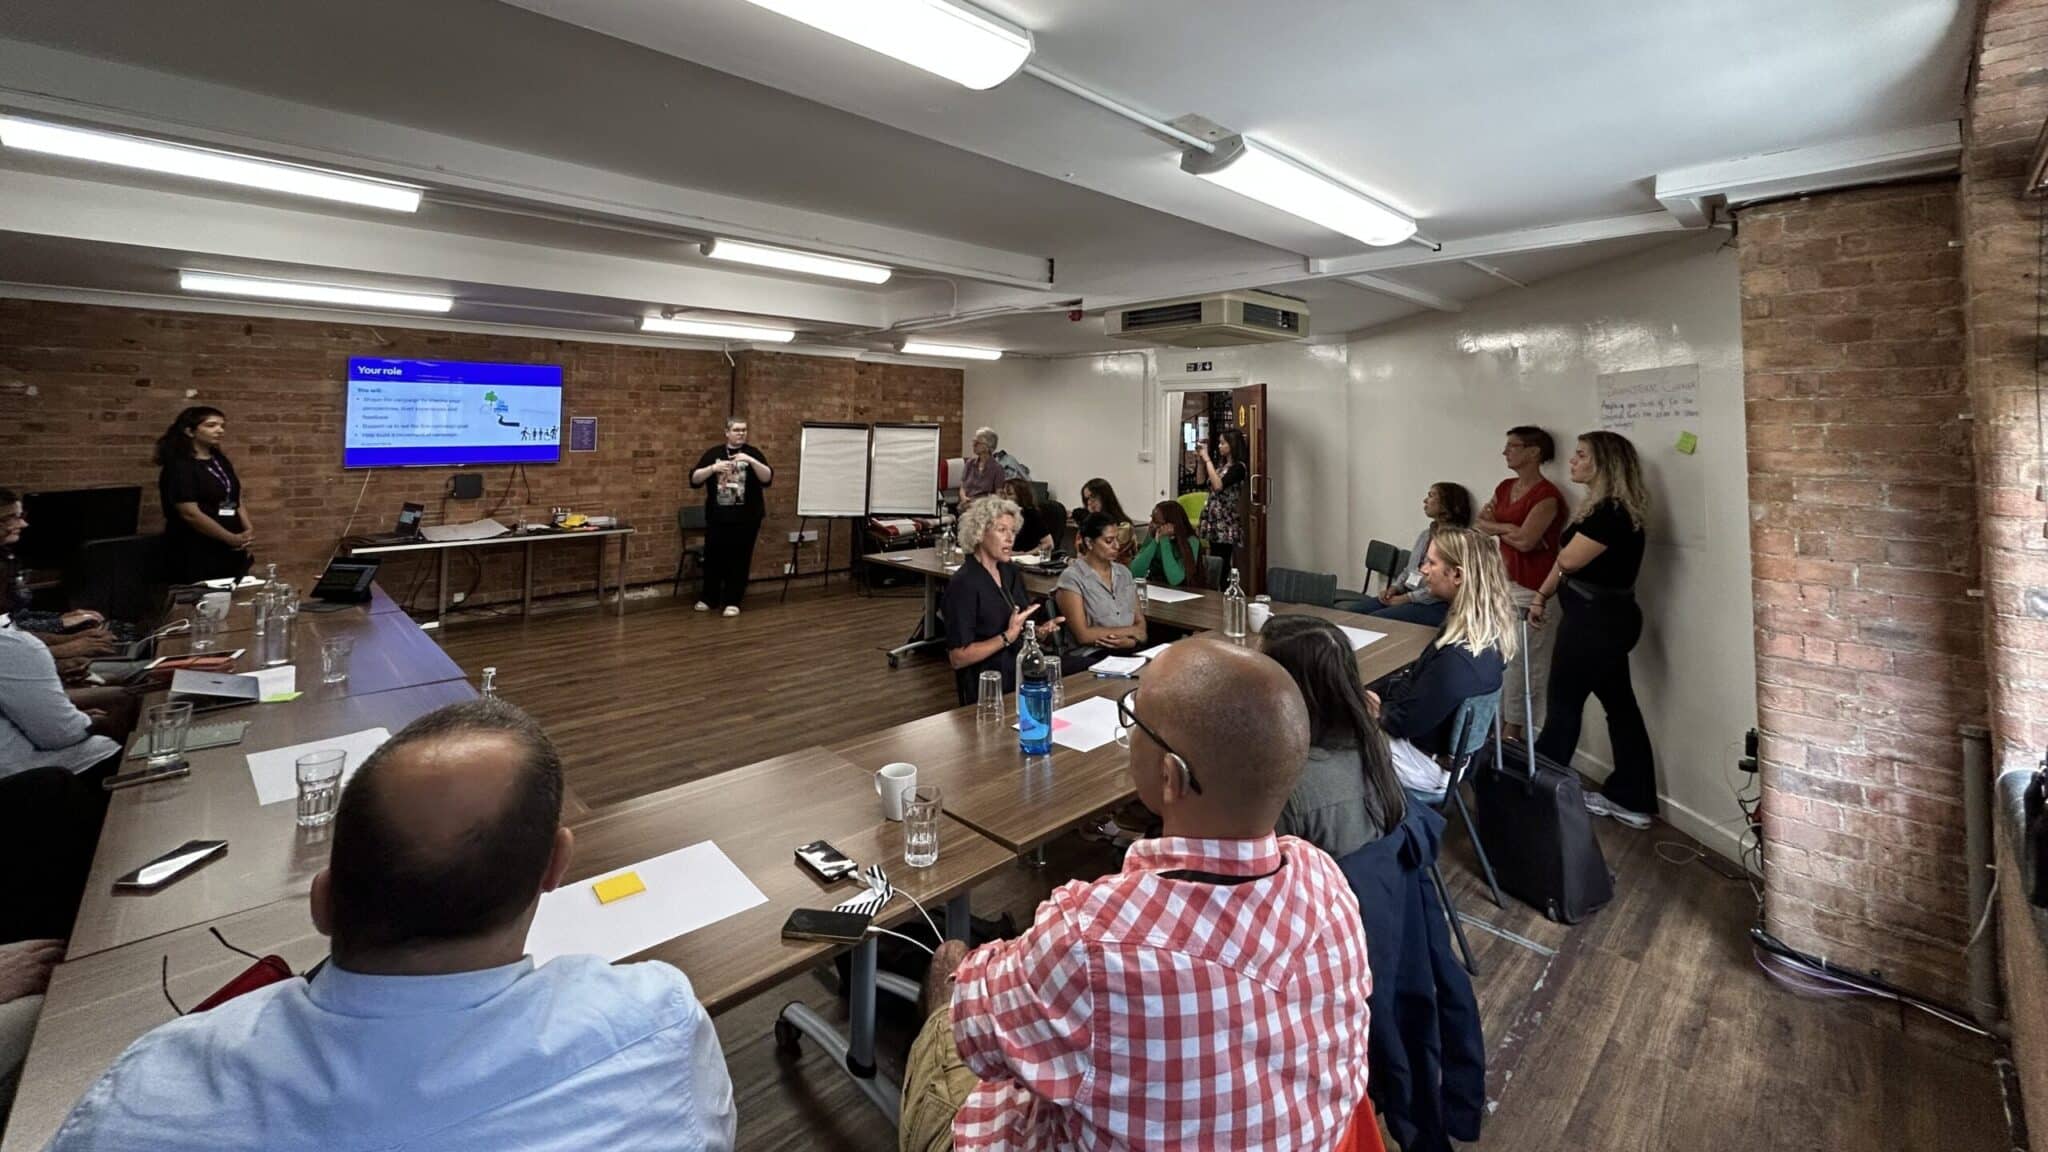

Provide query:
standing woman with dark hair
left=1264, top=614, right=1406, bottom=859
left=1475, top=425, right=1564, bottom=740
left=154, top=406, right=255, bottom=584
left=1530, top=431, right=1657, bottom=829
left=1194, top=428, right=1249, bottom=570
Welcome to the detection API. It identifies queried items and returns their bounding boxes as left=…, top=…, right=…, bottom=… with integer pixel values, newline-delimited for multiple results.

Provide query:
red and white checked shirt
left=949, top=834, right=1373, bottom=1150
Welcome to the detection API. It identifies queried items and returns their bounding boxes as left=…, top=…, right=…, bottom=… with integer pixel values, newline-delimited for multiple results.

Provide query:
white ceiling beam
left=1464, top=260, right=1527, bottom=288
left=0, top=39, right=1053, bottom=289
left=0, top=168, right=890, bottom=328
left=1306, top=212, right=1691, bottom=279
left=1653, top=121, right=1960, bottom=225
left=1343, top=274, right=1462, bottom=312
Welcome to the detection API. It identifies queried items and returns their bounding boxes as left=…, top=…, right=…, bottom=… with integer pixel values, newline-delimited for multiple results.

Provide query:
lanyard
left=203, top=456, right=234, bottom=499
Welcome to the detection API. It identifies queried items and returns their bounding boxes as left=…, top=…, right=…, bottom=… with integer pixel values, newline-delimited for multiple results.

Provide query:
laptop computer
left=169, top=669, right=263, bottom=711
left=358, top=503, right=426, bottom=547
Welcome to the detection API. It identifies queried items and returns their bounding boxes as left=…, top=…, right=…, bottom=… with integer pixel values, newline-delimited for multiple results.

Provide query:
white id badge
left=218, top=505, right=238, bottom=516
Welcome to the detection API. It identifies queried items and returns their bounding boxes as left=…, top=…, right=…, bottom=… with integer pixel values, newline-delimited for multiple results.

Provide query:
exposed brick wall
left=1739, top=180, right=1986, bottom=1002
left=1965, top=0, right=2048, bottom=1135
left=0, top=300, right=960, bottom=607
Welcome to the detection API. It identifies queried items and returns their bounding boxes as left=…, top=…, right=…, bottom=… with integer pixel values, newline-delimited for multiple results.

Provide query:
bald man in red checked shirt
left=900, top=639, right=1374, bottom=1152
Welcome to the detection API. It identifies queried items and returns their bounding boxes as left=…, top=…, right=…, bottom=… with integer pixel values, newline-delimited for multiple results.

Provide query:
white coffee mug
left=198, top=592, right=232, bottom=621
left=1248, top=602, right=1273, bottom=633
left=876, top=762, right=919, bottom=821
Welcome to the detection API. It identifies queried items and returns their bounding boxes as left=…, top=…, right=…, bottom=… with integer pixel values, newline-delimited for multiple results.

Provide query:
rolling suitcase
left=1470, top=616, right=1614, bottom=924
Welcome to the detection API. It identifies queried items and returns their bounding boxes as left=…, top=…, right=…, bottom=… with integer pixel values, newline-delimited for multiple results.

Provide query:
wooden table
left=65, top=679, right=478, bottom=960
left=164, top=583, right=403, bottom=635
left=348, top=526, right=634, bottom=626
left=160, top=609, right=464, bottom=700
left=2, top=898, right=328, bottom=1152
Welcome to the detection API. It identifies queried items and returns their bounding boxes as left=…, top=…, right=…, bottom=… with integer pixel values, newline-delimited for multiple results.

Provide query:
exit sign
left=1184, top=361, right=1213, bottom=372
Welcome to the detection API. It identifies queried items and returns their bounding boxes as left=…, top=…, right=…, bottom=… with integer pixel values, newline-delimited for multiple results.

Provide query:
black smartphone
left=114, top=839, right=228, bottom=892
left=103, top=760, right=192, bottom=791
left=781, top=907, right=873, bottom=944
left=794, top=840, right=859, bottom=884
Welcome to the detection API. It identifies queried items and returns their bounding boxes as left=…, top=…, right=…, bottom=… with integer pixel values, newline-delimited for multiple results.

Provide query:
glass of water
left=189, top=612, right=220, bottom=653
left=264, top=598, right=298, bottom=667
left=320, top=636, right=354, bottom=685
left=976, top=671, right=1004, bottom=724
left=141, top=701, right=193, bottom=768
left=903, top=785, right=942, bottom=868
left=295, top=749, right=346, bottom=828
left=1134, top=577, right=1149, bottom=611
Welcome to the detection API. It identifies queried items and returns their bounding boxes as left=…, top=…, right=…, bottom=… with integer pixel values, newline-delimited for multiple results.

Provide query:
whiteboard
left=870, top=423, right=942, bottom=516
left=796, top=423, right=871, bottom=518
left=1597, top=364, right=1704, bottom=548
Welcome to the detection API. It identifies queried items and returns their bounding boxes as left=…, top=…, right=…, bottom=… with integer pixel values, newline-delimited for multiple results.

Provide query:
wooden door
left=1233, top=382, right=1268, bottom=597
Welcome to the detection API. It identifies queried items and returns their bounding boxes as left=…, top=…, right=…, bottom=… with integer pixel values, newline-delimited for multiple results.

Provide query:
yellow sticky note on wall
left=592, top=872, right=647, bottom=905
left=1675, top=431, right=1699, bottom=455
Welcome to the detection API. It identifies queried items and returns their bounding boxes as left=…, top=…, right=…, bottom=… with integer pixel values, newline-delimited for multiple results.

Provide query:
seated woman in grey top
left=0, top=622, right=119, bottom=780
left=1054, top=512, right=1147, bottom=670
left=1263, top=614, right=1407, bottom=859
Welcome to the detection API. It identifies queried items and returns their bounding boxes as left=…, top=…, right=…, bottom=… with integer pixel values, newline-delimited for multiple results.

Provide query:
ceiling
left=0, top=0, right=1974, bottom=355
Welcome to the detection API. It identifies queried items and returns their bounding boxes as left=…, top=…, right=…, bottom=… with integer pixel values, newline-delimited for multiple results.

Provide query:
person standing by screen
left=689, top=417, right=772, bottom=617
left=154, top=406, right=256, bottom=585
left=1474, top=425, right=1563, bottom=740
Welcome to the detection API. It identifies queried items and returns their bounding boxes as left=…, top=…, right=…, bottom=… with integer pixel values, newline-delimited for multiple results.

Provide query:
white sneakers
left=1584, top=792, right=1653, bottom=830
left=694, top=601, right=709, bottom=612
left=722, top=606, right=740, bottom=618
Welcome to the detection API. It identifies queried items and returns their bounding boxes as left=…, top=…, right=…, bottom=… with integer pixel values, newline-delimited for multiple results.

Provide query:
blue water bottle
left=1018, top=622, right=1054, bottom=757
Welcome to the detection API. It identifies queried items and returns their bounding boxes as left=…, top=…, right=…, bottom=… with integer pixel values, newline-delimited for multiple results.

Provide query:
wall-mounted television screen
left=344, top=358, right=563, bottom=468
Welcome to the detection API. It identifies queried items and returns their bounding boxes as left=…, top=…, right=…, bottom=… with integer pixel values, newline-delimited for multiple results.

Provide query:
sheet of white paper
left=1339, top=626, right=1386, bottom=651
left=200, top=576, right=264, bottom=590
left=245, top=727, right=391, bottom=806
left=525, top=841, right=768, bottom=965
left=1141, top=585, right=1202, bottom=604
left=1091, top=655, right=1149, bottom=677
left=1049, top=695, right=1122, bottom=752
left=252, top=666, right=297, bottom=697
left=1135, top=642, right=1175, bottom=660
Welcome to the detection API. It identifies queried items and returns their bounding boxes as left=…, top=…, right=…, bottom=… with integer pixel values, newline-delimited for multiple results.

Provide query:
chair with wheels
left=671, top=506, right=708, bottom=599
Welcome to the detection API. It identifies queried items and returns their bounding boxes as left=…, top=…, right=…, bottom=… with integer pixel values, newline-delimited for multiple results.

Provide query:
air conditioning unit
left=1105, top=290, right=1309, bottom=347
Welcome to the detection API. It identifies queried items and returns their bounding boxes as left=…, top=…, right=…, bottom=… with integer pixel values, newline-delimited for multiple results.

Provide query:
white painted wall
left=965, top=232, right=1757, bottom=859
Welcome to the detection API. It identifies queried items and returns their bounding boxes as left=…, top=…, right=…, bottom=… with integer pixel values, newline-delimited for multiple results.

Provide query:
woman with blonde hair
left=940, top=496, right=1062, bottom=705
left=1529, top=430, right=1657, bottom=828
left=1365, top=527, right=1515, bottom=802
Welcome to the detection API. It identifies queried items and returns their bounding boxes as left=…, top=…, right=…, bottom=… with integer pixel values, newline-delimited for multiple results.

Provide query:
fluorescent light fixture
left=900, top=340, right=1002, bottom=361
left=1181, top=135, right=1415, bottom=247
left=179, top=271, right=451, bottom=313
left=641, top=316, right=797, bottom=343
left=702, top=238, right=893, bottom=284
left=737, top=0, right=1032, bottom=90
left=0, top=116, right=422, bottom=213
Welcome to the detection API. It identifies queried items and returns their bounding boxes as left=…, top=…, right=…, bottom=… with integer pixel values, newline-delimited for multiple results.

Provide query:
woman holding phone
left=1194, top=428, right=1248, bottom=570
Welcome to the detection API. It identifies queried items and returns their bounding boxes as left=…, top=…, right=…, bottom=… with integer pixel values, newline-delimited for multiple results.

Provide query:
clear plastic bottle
left=1017, top=624, right=1053, bottom=757
left=479, top=666, right=498, bottom=699
left=1223, top=568, right=1248, bottom=639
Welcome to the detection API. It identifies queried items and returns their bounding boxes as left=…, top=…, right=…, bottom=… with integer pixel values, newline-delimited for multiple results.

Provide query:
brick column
left=1738, top=181, right=1985, bottom=1003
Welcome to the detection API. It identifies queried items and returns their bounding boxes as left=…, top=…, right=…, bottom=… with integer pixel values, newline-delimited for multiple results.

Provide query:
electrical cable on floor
left=1750, top=929, right=1993, bottom=1038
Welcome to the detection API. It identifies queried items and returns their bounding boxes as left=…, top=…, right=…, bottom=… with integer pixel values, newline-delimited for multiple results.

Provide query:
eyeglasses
left=1115, top=687, right=1202, bottom=795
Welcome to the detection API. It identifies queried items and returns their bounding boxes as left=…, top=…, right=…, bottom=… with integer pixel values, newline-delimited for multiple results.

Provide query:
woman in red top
left=1475, top=425, right=1563, bottom=738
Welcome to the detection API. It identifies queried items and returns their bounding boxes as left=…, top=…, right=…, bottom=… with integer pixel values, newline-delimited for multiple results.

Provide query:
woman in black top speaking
left=1529, top=430, right=1656, bottom=828
left=942, top=495, right=1062, bottom=706
left=689, top=416, right=772, bottom=617
left=154, top=406, right=255, bottom=584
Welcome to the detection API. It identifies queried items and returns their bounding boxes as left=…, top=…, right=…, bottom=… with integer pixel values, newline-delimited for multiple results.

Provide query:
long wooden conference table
left=4, top=575, right=1435, bottom=1149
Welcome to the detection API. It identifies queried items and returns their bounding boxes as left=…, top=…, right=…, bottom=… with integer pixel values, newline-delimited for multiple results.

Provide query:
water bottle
left=262, top=597, right=295, bottom=667
left=479, top=666, right=498, bottom=699
left=1223, top=568, right=1248, bottom=639
left=1017, top=623, right=1054, bottom=757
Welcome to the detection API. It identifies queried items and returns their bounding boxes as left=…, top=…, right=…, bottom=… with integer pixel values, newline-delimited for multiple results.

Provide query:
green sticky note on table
left=1675, top=431, right=1698, bottom=455
left=262, top=692, right=301, bottom=703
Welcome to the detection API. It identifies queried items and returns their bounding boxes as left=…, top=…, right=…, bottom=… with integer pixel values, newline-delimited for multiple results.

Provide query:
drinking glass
left=976, top=671, right=1004, bottom=724
left=903, top=785, right=942, bottom=868
left=1134, top=577, right=1149, bottom=610
left=1050, top=670, right=1065, bottom=710
left=295, top=749, right=346, bottom=828
left=141, top=701, right=193, bottom=768
left=320, top=636, right=354, bottom=685
left=264, top=599, right=298, bottom=667
left=189, top=613, right=220, bottom=653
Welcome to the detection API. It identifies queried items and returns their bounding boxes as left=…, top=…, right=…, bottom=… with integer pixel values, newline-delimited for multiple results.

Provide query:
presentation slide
left=344, top=358, right=563, bottom=468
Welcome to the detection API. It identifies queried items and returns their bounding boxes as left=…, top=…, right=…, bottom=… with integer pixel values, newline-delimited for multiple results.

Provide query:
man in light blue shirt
left=48, top=698, right=735, bottom=1151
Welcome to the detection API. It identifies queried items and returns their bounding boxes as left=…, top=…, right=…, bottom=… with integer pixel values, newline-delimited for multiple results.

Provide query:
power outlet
left=783, top=562, right=795, bottom=574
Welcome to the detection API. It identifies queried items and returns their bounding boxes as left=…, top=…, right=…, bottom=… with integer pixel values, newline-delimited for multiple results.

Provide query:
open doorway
left=1157, top=383, right=1268, bottom=595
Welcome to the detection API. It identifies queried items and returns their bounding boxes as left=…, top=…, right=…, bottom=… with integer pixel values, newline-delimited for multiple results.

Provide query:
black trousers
left=702, top=518, right=762, bottom=609
left=1534, top=588, right=1658, bottom=815
left=0, top=764, right=112, bottom=943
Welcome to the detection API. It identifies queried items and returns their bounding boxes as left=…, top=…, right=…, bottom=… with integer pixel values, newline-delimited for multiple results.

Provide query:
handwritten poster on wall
left=1598, top=364, right=1700, bottom=431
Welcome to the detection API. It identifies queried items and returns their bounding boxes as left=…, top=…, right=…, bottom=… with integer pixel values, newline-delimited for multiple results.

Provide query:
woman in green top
left=1132, top=500, right=1205, bottom=588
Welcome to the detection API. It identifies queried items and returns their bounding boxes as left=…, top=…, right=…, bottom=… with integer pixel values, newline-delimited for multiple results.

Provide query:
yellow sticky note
left=1675, top=431, right=1699, bottom=455
left=593, top=872, right=646, bottom=905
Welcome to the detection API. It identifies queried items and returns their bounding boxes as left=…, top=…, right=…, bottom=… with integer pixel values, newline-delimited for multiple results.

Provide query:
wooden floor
left=436, top=583, right=2012, bottom=1152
